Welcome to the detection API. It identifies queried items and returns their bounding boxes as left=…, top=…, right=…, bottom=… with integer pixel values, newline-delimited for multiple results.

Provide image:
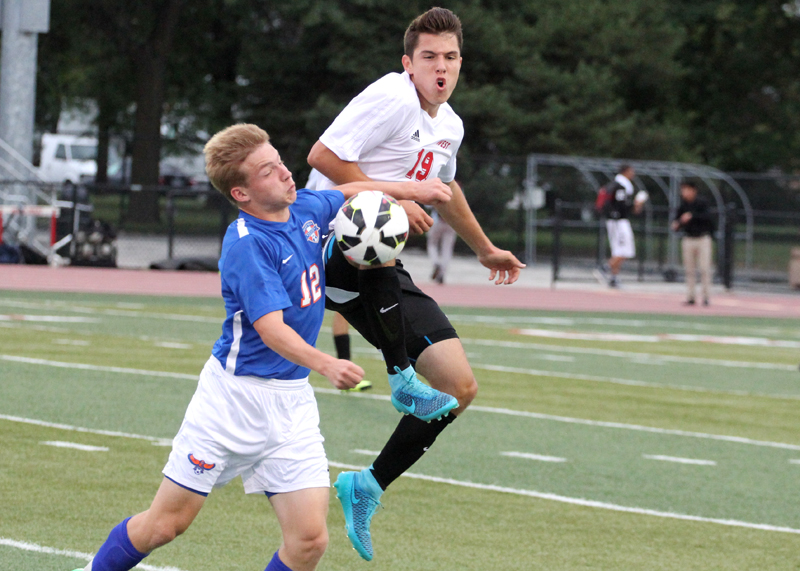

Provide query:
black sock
left=358, top=266, right=410, bottom=373
left=370, top=414, right=456, bottom=490
left=333, top=333, right=351, bottom=360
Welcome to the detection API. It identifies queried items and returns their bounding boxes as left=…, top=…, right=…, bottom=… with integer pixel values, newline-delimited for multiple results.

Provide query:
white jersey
left=317, top=71, right=464, bottom=187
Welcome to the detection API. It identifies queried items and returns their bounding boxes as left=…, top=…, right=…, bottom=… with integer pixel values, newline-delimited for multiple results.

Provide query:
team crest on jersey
left=303, top=220, right=320, bottom=243
left=188, top=453, right=216, bottom=474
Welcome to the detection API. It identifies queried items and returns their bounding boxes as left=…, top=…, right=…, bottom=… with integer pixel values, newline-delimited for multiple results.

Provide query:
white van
left=37, top=133, right=100, bottom=185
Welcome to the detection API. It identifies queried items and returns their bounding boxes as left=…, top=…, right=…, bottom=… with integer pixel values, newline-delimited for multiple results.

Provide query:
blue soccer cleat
left=388, top=365, right=458, bottom=422
left=334, top=469, right=383, bottom=561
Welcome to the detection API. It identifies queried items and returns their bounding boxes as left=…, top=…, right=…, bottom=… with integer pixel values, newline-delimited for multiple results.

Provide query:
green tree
left=671, top=0, right=800, bottom=171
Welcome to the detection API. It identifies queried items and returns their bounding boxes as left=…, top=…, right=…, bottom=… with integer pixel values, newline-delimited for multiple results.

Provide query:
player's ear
left=402, top=54, right=413, bottom=74
left=230, top=186, right=250, bottom=205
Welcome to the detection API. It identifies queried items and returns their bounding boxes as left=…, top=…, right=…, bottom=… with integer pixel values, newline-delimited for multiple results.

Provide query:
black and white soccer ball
left=333, top=191, right=409, bottom=266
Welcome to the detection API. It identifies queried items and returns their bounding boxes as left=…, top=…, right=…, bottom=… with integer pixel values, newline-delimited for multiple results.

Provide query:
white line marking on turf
left=0, top=415, right=173, bottom=446
left=53, top=338, right=90, bottom=346
left=790, top=459, right=800, bottom=465
left=3, top=356, right=800, bottom=451
left=0, top=299, right=220, bottom=323
left=515, top=328, right=800, bottom=349
left=2, top=413, right=796, bottom=535
left=462, top=338, right=798, bottom=372
left=0, top=314, right=99, bottom=323
left=502, top=451, right=568, bottom=463
left=40, top=441, right=109, bottom=452
left=154, top=341, right=193, bottom=350
left=0, top=538, right=187, bottom=571
left=327, top=461, right=800, bottom=535
left=0, top=354, right=197, bottom=380
left=351, top=347, right=799, bottom=400
left=643, top=454, right=716, bottom=466
left=352, top=449, right=382, bottom=456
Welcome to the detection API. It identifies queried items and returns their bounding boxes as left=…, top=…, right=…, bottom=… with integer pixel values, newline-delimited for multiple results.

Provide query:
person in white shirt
left=307, top=7, right=525, bottom=562
left=427, top=208, right=457, bottom=283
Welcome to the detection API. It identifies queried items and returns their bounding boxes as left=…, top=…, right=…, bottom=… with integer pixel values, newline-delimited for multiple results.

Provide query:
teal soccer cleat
left=334, top=469, right=383, bottom=561
left=388, top=365, right=458, bottom=422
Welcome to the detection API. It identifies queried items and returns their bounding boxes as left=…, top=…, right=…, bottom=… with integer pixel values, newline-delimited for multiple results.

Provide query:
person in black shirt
left=671, top=181, right=715, bottom=305
left=598, top=165, right=644, bottom=287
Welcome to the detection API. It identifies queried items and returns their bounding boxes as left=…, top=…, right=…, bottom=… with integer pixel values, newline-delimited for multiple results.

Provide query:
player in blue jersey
left=73, top=124, right=451, bottom=571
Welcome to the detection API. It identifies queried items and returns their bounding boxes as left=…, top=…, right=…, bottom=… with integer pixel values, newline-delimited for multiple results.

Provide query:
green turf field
left=2, top=290, right=800, bottom=570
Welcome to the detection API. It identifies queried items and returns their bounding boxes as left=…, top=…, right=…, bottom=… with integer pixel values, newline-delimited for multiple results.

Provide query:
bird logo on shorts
left=302, top=220, right=320, bottom=243
left=188, top=453, right=216, bottom=475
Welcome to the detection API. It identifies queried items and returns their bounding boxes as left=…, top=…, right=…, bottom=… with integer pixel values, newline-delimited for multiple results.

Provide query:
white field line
left=351, top=346, right=800, bottom=400
left=0, top=537, right=187, bottom=571
left=53, top=339, right=90, bottom=346
left=2, top=414, right=798, bottom=536
left=352, top=449, right=382, bottom=456
left=448, top=313, right=787, bottom=335
left=461, top=338, right=798, bottom=372
left=0, top=355, right=197, bottom=381
left=0, top=414, right=173, bottom=446
left=515, top=328, right=800, bottom=349
left=789, top=460, right=800, bottom=465
left=153, top=342, right=193, bottom=350
left=40, top=441, right=109, bottom=452
left=501, top=451, right=568, bottom=463
left=4, top=356, right=800, bottom=451
left=0, top=299, right=219, bottom=323
left=642, top=454, right=717, bottom=466
left=327, top=461, right=800, bottom=535
left=0, top=314, right=99, bottom=323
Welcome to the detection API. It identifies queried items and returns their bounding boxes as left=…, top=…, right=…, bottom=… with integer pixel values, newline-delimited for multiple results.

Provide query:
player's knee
left=454, top=376, right=478, bottom=410
left=286, top=528, right=328, bottom=565
left=146, top=520, right=185, bottom=550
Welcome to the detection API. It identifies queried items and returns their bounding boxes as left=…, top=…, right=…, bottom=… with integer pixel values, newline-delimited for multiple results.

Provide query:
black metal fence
left=2, top=172, right=798, bottom=287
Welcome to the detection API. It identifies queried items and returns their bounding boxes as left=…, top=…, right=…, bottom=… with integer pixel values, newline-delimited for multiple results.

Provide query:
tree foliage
left=35, top=0, right=800, bottom=206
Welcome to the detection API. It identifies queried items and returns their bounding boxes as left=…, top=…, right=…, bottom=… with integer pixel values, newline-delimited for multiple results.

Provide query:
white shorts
left=606, top=219, right=636, bottom=259
left=162, top=357, right=330, bottom=496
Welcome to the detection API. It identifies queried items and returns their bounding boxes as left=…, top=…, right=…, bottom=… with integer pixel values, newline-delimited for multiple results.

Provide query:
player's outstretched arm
left=336, top=177, right=452, bottom=206
left=309, top=140, right=435, bottom=234
left=436, top=180, right=526, bottom=285
left=253, top=311, right=364, bottom=389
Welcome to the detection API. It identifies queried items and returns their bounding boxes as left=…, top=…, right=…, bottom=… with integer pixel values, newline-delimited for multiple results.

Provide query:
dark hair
left=680, top=180, right=698, bottom=191
left=404, top=7, right=463, bottom=57
left=618, top=164, right=633, bottom=175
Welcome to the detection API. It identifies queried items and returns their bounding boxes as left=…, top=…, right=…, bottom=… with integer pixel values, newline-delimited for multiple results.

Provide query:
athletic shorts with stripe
left=322, top=234, right=458, bottom=362
left=162, top=357, right=330, bottom=496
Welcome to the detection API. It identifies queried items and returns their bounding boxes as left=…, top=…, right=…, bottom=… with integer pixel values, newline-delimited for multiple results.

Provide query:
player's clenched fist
left=323, top=359, right=365, bottom=390
left=399, top=200, right=434, bottom=234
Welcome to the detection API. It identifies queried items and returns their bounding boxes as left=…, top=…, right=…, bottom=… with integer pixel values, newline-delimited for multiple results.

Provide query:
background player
left=308, top=7, right=525, bottom=561
left=597, top=165, right=643, bottom=287
left=73, top=124, right=451, bottom=571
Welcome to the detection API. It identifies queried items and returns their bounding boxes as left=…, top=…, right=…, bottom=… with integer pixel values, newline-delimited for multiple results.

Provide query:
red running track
left=1, top=265, right=799, bottom=319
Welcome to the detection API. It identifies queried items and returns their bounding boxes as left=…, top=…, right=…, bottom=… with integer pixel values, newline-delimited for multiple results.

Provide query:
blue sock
left=265, top=550, right=293, bottom=571
left=90, top=517, right=148, bottom=571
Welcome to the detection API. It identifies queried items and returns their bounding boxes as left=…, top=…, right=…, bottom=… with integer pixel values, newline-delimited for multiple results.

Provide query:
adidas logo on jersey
left=410, top=130, right=420, bottom=142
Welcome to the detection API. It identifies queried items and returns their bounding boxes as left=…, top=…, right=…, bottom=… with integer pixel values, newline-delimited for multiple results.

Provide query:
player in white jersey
left=73, top=124, right=451, bottom=571
left=308, top=7, right=525, bottom=562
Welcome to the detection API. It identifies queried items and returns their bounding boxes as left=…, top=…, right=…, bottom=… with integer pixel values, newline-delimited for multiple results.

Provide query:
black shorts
left=323, top=235, right=458, bottom=362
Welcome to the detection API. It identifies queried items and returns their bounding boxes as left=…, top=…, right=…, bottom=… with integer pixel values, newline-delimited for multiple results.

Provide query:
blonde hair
left=204, top=124, right=270, bottom=203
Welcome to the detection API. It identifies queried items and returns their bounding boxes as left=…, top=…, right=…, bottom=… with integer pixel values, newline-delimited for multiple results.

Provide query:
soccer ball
left=333, top=191, right=409, bottom=266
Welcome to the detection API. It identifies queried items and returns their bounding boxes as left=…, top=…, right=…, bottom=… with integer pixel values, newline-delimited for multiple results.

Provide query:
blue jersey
left=211, top=189, right=344, bottom=380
